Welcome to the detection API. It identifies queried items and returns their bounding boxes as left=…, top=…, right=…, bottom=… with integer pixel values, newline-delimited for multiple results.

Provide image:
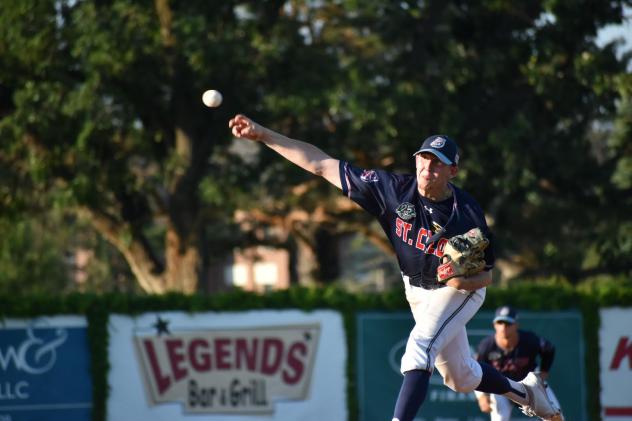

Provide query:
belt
left=403, top=273, right=445, bottom=290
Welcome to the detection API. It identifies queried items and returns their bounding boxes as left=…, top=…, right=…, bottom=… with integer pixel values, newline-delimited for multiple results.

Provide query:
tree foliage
left=1, top=0, right=630, bottom=293
left=0, top=209, right=136, bottom=294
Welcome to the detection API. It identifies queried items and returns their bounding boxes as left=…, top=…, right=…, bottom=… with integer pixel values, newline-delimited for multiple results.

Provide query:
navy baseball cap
left=493, top=306, right=518, bottom=324
left=413, top=135, right=459, bottom=165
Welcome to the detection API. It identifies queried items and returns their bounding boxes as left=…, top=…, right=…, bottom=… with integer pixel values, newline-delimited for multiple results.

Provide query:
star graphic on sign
left=152, top=316, right=171, bottom=336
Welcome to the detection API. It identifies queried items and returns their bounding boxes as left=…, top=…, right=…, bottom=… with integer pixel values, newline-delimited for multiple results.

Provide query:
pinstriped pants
left=400, top=276, right=486, bottom=393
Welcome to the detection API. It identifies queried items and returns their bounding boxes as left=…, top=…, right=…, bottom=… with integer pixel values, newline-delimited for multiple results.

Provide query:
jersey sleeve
left=339, top=160, right=396, bottom=217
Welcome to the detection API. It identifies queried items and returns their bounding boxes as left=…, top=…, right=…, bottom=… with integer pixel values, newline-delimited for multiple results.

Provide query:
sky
left=596, top=7, right=632, bottom=68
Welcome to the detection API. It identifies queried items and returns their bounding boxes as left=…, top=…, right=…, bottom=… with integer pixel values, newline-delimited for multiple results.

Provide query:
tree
left=0, top=0, right=300, bottom=293
left=1, top=0, right=630, bottom=293
left=0, top=215, right=69, bottom=294
left=231, top=0, right=632, bottom=283
left=0, top=209, right=136, bottom=294
left=224, top=0, right=632, bottom=284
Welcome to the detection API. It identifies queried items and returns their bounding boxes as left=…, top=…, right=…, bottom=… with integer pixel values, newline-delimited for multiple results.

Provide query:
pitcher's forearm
left=260, top=128, right=342, bottom=188
left=445, top=270, right=492, bottom=291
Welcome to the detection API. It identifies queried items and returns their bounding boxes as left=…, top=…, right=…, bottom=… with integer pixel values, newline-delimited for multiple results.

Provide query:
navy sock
left=392, top=369, right=430, bottom=421
left=475, top=362, right=511, bottom=394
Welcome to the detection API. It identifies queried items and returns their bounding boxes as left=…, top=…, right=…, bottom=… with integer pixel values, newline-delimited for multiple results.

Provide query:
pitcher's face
left=415, top=153, right=457, bottom=191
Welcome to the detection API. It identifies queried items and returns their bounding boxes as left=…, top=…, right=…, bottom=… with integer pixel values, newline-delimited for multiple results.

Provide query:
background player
left=476, top=306, right=565, bottom=420
left=228, top=114, right=560, bottom=421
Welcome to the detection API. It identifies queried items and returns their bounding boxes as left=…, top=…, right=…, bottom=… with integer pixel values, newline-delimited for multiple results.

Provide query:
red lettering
left=166, top=339, right=187, bottom=382
left=189, top=339, right=211, bottom=371
left=143, top=340, right=171, bottom=394
left=261, top=338, right=283, bottom=375
left=395, top=218, right=404, bottom=237
left=143, top=334, right=315, bottom=385
left=283, top=342, right=306, bottom=384
left=437, top=263, right=454, bottom=280
left=610, top=337, right=632, bottom=369
left=426, top=241, right=436, bottom=254
left=215, top=338, right=231, bottom=369
left=435, top=238, right=448, bottom=257
left=415, top=228, right=428, bottom=251
left=235, top=338, right=258, bottom=371
left=401, top=222, right=412, bottom=242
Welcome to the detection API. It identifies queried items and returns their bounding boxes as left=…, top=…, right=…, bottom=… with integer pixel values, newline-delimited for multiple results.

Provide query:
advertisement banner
left=108, top=310, right=346, bottom=421
left=357, top=310, right=585, bottom=421
left=600, top=308, right=632, bottom=420
left=0, top=316, right=92, bottom=421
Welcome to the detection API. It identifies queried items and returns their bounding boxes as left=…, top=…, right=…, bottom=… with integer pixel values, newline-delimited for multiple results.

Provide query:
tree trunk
left=84, top=207, right=202, bottom=294
left=293, top=229, right=320, bottom=286
left=164, top=226, right=200, bottom=293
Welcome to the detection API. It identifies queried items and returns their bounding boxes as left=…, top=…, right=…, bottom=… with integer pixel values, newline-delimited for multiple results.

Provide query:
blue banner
left=0, top=318, right=92, bottom=421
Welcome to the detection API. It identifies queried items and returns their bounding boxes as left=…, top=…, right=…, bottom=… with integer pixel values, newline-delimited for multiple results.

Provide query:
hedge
left=2, top=281, right=632, bottom=421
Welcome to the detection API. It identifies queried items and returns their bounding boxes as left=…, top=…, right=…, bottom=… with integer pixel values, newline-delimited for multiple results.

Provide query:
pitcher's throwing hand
left=229, top=114, right=265, bottom=141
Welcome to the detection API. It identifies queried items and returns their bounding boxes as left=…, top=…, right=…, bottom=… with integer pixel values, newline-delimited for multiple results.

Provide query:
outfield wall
left=0, top=284, right=630, bottom=420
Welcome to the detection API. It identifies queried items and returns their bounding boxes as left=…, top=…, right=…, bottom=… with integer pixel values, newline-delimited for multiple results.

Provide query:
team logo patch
left=430, top=137, right=446, bottom=148
left=396, top=202, right=416, bottom=220
left=360, top=169, right=379, bottom=183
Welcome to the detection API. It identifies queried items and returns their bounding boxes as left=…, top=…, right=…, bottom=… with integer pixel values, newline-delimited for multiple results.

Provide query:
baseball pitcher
left=228, top=114, right=561, bottom=421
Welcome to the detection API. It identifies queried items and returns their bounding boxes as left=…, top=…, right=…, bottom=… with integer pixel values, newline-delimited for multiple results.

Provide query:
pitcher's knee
left=440, top=360, right=482, bottom=393
left=445, top=379, right=478, bottom=393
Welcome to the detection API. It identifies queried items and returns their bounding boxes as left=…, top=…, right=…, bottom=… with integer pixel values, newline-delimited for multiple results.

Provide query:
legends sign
left=134, top=322, right=320, bottom=414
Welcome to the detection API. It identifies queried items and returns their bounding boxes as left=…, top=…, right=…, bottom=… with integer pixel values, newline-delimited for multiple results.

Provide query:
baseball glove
left=437, top=227, right=489, bottom=283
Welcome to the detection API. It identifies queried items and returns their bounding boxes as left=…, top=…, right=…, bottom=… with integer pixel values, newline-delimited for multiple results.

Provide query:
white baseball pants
left=401, top=276, right=486, bottom=393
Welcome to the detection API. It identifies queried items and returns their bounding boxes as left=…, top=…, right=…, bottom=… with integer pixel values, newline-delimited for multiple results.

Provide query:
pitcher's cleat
left=518, top=372, right=561, bottom=419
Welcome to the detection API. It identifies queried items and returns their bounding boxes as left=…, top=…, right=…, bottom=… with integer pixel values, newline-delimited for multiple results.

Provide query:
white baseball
left=202, top=89, right=223, bottom=107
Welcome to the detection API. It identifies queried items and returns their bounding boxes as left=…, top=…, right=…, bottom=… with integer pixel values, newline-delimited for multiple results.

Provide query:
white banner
left=108, top=310, right=347, bottom=421
left=600, top=308, right=632, bottom=420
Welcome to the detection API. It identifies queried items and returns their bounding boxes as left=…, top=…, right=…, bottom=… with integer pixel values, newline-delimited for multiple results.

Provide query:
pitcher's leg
left=401, top=287, right=484, bottom=373
left=393, top=288, right=484, bottom=421
left=392, top=369, right=431, bottom=421
left=431, top=322, right=532, bottom=409
left=434, top=327, right=482, bottom=393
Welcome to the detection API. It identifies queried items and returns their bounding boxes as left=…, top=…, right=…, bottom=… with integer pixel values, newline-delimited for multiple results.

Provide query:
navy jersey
left=339, top=161, right=494, bottom=281
left=476, top=330, right=555, bottom=382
